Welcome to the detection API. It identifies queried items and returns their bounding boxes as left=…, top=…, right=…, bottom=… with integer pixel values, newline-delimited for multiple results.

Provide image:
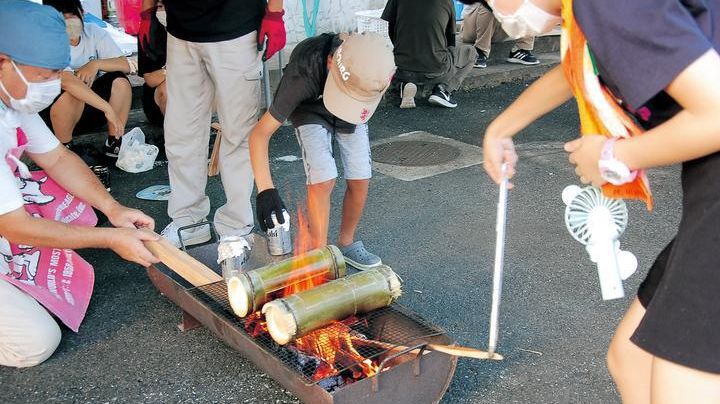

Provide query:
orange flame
left=295, top=321, right=379, bottom=382
left=281, top=207, right=327, bottom=297
left=247, top=207, right=378, bottom=384
left=244, top=313, right=268, bottom=338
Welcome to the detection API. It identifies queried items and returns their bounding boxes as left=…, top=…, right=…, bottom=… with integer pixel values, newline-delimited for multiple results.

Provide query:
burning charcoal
left=288, top=346, right=320, bottom=376
left=277, top=346, right=299, bottom=364
left=318, top=375, right=345, bottom=392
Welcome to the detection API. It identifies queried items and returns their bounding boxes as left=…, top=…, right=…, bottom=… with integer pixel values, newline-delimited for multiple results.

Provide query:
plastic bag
left=116, top=127, right=159, bottom=173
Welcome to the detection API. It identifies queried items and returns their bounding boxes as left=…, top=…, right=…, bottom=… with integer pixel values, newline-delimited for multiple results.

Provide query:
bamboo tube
left=263, top=265, right=402, bottom=345
left=208, top=123, right=222, bottom=177
left=228, top=245, right=346, bottom=318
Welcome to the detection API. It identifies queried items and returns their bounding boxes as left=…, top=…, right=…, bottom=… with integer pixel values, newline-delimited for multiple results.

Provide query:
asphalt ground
left=0, top=83, right=682, bottom=403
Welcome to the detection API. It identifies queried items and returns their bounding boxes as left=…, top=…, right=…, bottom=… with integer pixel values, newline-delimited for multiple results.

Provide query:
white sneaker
left=161, top=221, right=212, bottom=248
left=400, top=82, right=417, bottom=109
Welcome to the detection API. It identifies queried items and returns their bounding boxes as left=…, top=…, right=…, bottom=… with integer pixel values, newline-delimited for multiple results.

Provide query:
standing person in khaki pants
left=460, top=1, right=539, bottom=68
left=138, top=0, right=286, bottom=246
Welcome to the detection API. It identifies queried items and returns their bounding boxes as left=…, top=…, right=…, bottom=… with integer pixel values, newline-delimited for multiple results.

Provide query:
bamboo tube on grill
left=227, top=245, right=346, bottom=318
left=263, top=265, right=402, bottom=345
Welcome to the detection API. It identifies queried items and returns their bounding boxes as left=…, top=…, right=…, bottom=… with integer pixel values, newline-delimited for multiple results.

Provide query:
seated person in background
left=382, top=0, right=477, bottom=109
left=138, top=0, right=167, bottom=126
left=249, top=32, right=395, bottom=270
left=40, top=0, right=131, bottom=161
left=460, top=0, right=540, bottom=68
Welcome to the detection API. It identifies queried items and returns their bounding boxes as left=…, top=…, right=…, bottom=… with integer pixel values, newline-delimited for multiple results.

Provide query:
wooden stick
left=425, top=344, right=503, bottom=360
left=208, top=123, right=222, bottom=177
left=351, top=337, right=503, bottom=361
left=144, top=237, right=222, bottom=287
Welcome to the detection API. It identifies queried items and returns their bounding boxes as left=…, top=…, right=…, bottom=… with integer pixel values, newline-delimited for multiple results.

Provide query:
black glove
left=256, top=188, right=286, bottom=231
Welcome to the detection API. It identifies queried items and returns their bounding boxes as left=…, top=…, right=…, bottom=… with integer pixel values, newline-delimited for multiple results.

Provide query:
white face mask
left=156, top=10, right=167, bottom=27
left=0, top=61, right=61, bottom=114
left=488, top=0, right=561, bottom=39
left=65, top=17, right=83, bottom=41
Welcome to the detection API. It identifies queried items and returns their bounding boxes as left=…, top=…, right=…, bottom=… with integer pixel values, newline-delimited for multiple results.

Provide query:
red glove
left=138, top=7, right=155, bottom=52
left=258, top=9, right=286, bottom=61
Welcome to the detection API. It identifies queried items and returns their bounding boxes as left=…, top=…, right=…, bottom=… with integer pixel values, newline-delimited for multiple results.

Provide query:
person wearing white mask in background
left=39, top=0, right=132, bottom=180
left=475, top=0, right=720, bottom=402
left=0, top=0, right=159, bottom=368
left=459, top=0, right=540, bottom=68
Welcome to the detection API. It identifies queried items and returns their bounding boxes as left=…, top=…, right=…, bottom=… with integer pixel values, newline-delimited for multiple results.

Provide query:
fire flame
left=295, top=321, right=379, bottom=381
left=281, top=207, right=327, bottom=297
left=244, top=312, right=267, bottom=337
left=279, top=208, right=377, bottom=381
left=243, top=207, right=379, bottom=384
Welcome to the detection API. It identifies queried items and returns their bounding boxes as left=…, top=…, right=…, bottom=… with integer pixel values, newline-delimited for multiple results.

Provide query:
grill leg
left=177, top=310, right=202, bottom=332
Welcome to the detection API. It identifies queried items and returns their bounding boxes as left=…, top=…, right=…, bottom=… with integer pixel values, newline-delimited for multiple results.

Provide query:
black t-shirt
left=382, top=0, right=455, bottom=75
left=165, top=0, right=265, bottom=43
left=574, top=0, right=718, bottom=129
left=268, top=33, right=356, bottom=134
left=138, top=17, right=166, bottom=76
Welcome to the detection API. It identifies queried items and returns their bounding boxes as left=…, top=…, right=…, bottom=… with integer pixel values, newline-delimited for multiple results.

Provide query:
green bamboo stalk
left=228, top=245, right=346, bottom=317
left=263, top=265, right=403, bottom=345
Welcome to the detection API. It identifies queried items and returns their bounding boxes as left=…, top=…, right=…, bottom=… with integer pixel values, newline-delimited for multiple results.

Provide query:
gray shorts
left=295, top=124, right=372, bottom=185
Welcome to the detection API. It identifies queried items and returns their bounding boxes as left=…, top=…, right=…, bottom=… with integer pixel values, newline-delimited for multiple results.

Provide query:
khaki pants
left=461, top=4, right=534, bottom=56
left=0, top=278, right=61, bottom=368
left=165, top=32, right=261, bottom=237
left=395, top=44, right=477, bottom=94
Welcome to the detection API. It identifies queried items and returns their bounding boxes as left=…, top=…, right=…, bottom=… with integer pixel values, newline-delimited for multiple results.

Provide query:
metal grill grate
left=189, top=281, right=444, bottom=386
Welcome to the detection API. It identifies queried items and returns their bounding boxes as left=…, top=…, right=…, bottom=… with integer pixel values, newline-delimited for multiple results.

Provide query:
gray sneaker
left=161, top=221, right=212, bottom=248
left=340, top=241, right=382, bottom=270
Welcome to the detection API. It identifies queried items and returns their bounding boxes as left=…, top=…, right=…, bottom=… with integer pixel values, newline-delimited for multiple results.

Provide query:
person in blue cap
left=0, top=0, right=160, bottom=368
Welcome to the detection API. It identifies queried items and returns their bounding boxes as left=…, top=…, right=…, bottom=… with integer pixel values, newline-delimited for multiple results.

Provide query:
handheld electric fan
left=562, top=185, right=638, bottom=300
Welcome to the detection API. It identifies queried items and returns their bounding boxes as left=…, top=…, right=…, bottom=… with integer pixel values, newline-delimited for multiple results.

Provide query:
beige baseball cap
left=323, top=32, right=396, bottom=125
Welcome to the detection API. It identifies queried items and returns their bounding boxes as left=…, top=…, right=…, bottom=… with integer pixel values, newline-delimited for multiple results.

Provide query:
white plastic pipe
left=488, top=163, right=508, bottom=356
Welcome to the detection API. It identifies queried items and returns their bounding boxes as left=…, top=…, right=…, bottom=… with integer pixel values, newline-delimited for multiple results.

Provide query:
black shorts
left=141, top=83, right=164, bottom=126
left=39, top=71, right=129, bottom=134
left=632, top=154, right=720, bottom=374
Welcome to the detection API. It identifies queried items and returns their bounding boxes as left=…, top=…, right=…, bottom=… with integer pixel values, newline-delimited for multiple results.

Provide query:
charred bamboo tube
left=263, top=265, right=402, bottom=345
left=227, top=245, right=346, bottom=318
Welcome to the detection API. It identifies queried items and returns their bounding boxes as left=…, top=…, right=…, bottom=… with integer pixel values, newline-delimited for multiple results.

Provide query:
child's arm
left=74, top=57, right=131, bottom=86
left=249, top=111, right=286, bottom=230
left=567, top=50, right=720, bottom=184
left=143, top=69, right=165, bottom=89
left=617, top=50, right=720, bottom=168
left=249, top=111, right=284, bottom=192
left=483, top=65, right=574, bottom=185
left=268, top=0, right=283, bottom=12
left=60, top=71, right=124, bottom=137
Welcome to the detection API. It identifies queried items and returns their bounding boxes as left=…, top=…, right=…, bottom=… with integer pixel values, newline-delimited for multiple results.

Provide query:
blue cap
left=0, top=0, right=70, bottom=70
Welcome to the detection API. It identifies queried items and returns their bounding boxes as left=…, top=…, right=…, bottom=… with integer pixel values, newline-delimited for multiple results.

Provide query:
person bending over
left=249, top=32, right=395, bottom=269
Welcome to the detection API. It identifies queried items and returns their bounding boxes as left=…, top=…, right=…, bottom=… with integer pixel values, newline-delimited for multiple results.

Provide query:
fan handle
left=593, top=240, right=625, bottom=300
